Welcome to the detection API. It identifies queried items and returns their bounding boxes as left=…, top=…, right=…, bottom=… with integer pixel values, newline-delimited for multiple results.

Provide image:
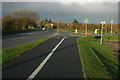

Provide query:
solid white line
left=27, top=37, right=66, bottom=80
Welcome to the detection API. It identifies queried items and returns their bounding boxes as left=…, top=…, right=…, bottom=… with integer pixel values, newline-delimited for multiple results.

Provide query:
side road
left=2, top=36, right=84, bottom=79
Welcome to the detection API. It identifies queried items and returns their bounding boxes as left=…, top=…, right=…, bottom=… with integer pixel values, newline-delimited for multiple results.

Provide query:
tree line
left=2, top=10, right=40, bottom=32
left=38, top=19, right=118, bottom=34
left=2, top=10, right=118, bottom=34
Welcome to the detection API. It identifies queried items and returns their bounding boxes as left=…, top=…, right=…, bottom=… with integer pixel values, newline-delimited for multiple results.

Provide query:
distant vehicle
left=42, top=27, right=46, bottom=31
left=39, top=27, right=48, bottom=31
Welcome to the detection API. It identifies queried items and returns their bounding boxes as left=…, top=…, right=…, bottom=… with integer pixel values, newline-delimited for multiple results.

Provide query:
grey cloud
left=2, top=2, right=118, bottom=23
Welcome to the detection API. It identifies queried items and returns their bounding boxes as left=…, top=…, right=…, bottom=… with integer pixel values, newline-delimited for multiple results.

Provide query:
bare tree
left=11, top=10, right=40, bottom=21
left=2, top=16, right=16, bottom=32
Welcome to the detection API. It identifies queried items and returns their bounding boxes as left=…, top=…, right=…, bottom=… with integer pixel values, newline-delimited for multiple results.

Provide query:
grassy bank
left=77, top=37, right=118, bottom=79
left=2, top=37, right=50, bottom=64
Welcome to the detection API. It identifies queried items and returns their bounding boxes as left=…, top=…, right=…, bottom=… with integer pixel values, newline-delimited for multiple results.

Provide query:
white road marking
left=27, top=37, right=66, bottom=80
left=18, top=33, right=35, bottom=36
left=25, top=33, right=35, bottom=35
left=12, top=37, right=25, bottom=40
left=2, top=37, right=25, bottom=41
left=50, top=32, right=59, bottom=37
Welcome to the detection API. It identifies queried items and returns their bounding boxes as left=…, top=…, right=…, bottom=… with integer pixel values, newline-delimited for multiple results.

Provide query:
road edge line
left=27, top=37, right=66, bottom=80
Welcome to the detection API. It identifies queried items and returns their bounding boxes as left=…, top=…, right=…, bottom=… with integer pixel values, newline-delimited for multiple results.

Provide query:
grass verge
left=94, top=35, right=118, bottom=41
left=77, top=37, right=118, bottom=79
left=2, top=37, right=50, bottom=64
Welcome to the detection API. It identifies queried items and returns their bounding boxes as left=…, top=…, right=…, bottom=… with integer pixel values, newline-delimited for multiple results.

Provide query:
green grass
left=94, top=35, right=118, bottom=41
left=77, top=37, right=118, bottom=79
left=2, top=37, right=50, bottom=64
left=103, top=35, right=118, bottom=41
left=0, top=50, right=2, bottom=65
left=60, top=29, right=95, bottom=34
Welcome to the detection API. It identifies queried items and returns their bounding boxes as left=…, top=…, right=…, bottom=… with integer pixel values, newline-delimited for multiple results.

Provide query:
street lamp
left=110, top=20, right=114, bottom=35
left=100, top=21, right=106, bottom=44
left=54, top=12, right=60, bottom=30
left=84, top=19, right=89, bottom=37
left=66, top=23, right=69, bottom=29
left=57, top=21, right=60, bottom=30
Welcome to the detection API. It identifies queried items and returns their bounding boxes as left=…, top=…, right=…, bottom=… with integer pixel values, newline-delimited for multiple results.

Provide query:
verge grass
left=77, top=37, right=118, bottom=79
left=2, top=37, right=50, bottom=64
left=94, top=35, right=118, bottom=41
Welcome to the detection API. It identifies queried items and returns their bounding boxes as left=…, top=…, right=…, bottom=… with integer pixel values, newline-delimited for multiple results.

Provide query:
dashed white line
left=4, top=37, right=26, bottom=41
left=50, top=32, right=59, bottom=37
left=26, top=33, right=35, bottom=35
left=27, top=37, right=66, bottom=80
left=12, top=37, right=25, bottom=40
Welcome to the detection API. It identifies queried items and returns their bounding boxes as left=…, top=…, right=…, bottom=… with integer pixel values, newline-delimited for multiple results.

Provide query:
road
left=2, top=28, right=58, bottom=49
left=2, top=30, right=84, bottom=79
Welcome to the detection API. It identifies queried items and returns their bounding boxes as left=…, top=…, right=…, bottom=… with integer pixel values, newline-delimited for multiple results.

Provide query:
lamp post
left=100, top=21, right=106, bottom=44
left=110, top=20, right=114, bottom=35
left=66, top=23, right=69, bottom=30
left=84, top=19, right=89, bottom=37
left=54, top=12, right=60, bottom=30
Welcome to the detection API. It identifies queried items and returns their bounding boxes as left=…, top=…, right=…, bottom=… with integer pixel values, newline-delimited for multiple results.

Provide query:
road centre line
left=12, top=37, right=25, bottom=40
left=50, top=32, right=59, bottom=37
left=27, top=37, right=66, bottom=80
left=3, top=37, right=26, bottom=41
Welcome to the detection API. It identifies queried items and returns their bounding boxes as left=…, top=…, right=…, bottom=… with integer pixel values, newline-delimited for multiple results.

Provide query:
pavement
left=2, top=30, right=84, bottom=79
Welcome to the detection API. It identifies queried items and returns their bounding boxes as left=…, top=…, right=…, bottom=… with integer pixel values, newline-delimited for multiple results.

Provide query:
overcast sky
left=1, top=0, right=119, bottom=23
left=2, top=0, right=120, bottom=2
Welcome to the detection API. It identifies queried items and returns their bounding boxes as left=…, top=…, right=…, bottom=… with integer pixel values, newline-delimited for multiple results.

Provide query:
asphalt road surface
left=2, top=31, right=84, bottom=79
left=2, top=28, right=57, bottom=49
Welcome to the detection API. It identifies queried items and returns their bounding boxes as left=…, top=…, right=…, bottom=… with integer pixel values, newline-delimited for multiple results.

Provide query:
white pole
left=100, top=21, right=105, bottom=44
left=111, top=23, right=112, bottom=34
left=110, top=20, right=114, bottom=34
left=85, top=22, right=87, bottom=37
left=100, top=23, right=103, bottom=44
left=58, top=21, right=59, bottom=30
left=84, top=19, right=88, bottom=37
